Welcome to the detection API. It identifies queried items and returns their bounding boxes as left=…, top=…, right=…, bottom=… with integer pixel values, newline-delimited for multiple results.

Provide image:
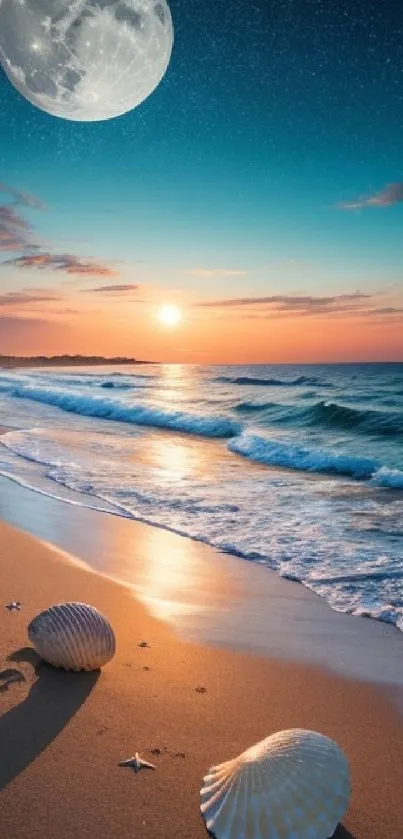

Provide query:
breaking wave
left=6, top=382, right=240, bottom=438
left=228, top=432, right=403, bottom=486
left=228, top=432, right=378, bottom=478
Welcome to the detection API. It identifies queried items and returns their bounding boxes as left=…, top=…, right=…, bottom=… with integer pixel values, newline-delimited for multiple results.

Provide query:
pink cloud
left=3, top=253, right=120, bottom=277
left=339, top=182, right=403, bottom=210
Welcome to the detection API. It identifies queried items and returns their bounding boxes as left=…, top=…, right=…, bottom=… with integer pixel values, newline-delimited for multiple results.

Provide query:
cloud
left=0, top=206, right=29, bottom=230
left=0, top=181, right=45, bottom=210
left=83, top=283, right=139, bottom=294
left=368, top=306, right=403, bottom=315
left=0, top=182, right=45, bottom=253
left=0, top=315, right=56, bottom=328
left=44, top=307, right=82, bottom=315
left=0, top=290, right=61, bottom=307
left=195, top=292, right=369, bottom=312
left=3, top=252, right=120, bottom=277
left=186, top=268, right=247, bottom=278
left=0, top=205, right=37, bottom=253
left=195, top=292, right=403, bottom=324
left=338, top=182, right=403, bottom=210
left=0, top=182, right=119, bottom=278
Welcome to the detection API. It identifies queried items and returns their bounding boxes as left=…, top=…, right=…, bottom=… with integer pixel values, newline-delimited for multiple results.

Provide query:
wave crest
left=9, top=383, right=240, bottom=438
left=371, top=466, right=403, bottom=489
left=306, top=401, right=403, bottom=436
left=268, top=399, right=403, bottom=437
left=228, top=432, right=377, bottom=478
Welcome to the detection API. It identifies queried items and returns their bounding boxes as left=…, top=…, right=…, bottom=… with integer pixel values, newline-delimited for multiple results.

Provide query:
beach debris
left=195, top=686, right=207, bottom=694
left=138, top=641, right=150, bottom=648
left=200, top=728, right=350, bottom=839
left=119, top=753, right=156, bottom=773
left=148, top=746, right=185, bottom=760
left=5, top=601, right=22, bottom=611
left=149, top=745, right=169, bottom=756
left=27, top=602, right=115, bottom=672
left=0, top=668, right=26, bottom=692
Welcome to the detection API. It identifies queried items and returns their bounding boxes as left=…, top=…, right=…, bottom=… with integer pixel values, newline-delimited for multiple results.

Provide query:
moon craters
left=0, top=0, right=173, bottom=121
left=114, top=4, right=143, bottom=28
left=154, top=3, right=166, bottom=24
left=26, top=70, right=57, bottom=96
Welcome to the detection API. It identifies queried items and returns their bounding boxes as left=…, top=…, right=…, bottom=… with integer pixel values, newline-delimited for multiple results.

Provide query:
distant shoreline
left=1, top=358, right=402, bottom=368
left=0, top=355, right=156, bottom=369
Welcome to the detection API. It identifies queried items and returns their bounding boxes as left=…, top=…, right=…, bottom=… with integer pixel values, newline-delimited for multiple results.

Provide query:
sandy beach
left=1, top=0, right=402, bottom=827
left=1, top=516, right=403, bottom=839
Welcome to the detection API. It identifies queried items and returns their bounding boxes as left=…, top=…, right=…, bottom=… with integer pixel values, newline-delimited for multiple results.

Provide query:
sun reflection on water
left=118, top=522, right=214, bottom=622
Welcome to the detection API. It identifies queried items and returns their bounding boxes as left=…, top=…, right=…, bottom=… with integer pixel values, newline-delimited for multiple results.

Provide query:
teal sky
left=0, top=0, right=402, bottom=360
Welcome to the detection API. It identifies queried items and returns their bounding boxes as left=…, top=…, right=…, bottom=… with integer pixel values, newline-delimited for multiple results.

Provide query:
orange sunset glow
left=2, top=283, right=402, bottom=363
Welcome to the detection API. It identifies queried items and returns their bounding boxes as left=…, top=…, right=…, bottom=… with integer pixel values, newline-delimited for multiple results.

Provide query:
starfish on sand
left=5, top=601, right=22, bottom=612
left=118, top=753, right=155, bottom=773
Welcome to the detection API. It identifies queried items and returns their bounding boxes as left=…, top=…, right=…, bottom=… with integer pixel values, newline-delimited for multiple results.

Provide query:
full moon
left=158, top=304, right=182, bottom=327
left=0, top=0, right=173, bottom=121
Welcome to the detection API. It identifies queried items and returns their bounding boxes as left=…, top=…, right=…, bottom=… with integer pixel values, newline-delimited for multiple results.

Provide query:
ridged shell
left=200, top=728, right=350, bottom=839
left=28, top=602, right=115, bottom=671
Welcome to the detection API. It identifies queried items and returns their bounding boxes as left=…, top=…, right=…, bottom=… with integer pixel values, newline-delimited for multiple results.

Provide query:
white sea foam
left=371, top=466, right=403, bottom=489
left=228, top=432, right=377, bottom=478
left=1, top=379, right=240, bottom=437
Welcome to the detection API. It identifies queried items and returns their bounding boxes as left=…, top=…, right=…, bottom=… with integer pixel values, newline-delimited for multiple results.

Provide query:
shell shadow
left=8, top=646, right=41, bottom=668
left=204, top=825, right=355, bottom=839
left=0, top=646, right=99, bottom=791
left=334, top=827, right=356, bottom=838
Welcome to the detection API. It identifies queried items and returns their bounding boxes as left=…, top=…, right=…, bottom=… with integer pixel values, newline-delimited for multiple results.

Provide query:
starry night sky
left=0, top=0, right=402, bottom=361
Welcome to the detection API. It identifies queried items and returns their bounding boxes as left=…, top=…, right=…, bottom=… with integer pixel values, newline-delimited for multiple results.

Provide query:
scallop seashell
left=200, top=728, right=350, bottom=839
left=28, top=602, right=115, bottom=671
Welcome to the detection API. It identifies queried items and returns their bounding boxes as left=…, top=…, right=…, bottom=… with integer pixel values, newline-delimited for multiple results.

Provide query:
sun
left=158, top=304, right=182, bottom=327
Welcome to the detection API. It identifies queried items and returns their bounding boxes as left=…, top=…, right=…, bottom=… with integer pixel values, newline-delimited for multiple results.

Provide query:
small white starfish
left=118, top=753, right=155, bottom=773
left=5, top=601, right=22, bottom=612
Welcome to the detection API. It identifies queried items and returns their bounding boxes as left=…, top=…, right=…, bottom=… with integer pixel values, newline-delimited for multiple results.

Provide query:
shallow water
left=0, top=362, right=402, bottom=631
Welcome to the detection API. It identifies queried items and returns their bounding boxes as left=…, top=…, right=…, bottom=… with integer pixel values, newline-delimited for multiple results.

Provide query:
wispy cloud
left=0, top=182, right=45, bottom=253
left=3, top=252, right=120, bottom=277
left=186, top=268, right=247, bottom=278
left=193, top=291, right=403, bottom=323
left=233, top=307, right=403, bottom=322
left=369, top=306, right=403, bottom=315
left=0, top=315, right=58, bottom=327
left=195, top=292, right=370, bottom=313
left=338, top=182, right=403, bottom=210
left=0, top=205, right=37, bottom=253
left=0, top=182, right=45, bottom=210
left=0, top=290, right=61, bottom=307
left=0, top=206, right=29, bottom=230
left=83, top=283, right=139, bottom=294
left=0, top=182, right=119, bottom=277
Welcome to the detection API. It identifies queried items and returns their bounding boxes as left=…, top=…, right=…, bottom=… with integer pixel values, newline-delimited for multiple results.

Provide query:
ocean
left=0, top=362, right=402, bottom=632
